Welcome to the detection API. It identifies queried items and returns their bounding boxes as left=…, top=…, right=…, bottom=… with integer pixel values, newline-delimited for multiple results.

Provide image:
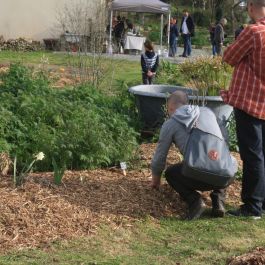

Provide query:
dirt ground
left=0, top=144, right=240, bottom=250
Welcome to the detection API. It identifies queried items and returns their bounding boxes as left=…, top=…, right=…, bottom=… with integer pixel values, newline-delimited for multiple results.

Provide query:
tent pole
left=160, top=14, right=163, bottom=52
left=167, top=13, right=171, bottom=57
left=109, top=11, right=113, bottom=54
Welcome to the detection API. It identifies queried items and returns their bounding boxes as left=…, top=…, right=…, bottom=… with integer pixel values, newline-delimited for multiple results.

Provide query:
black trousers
left=234, top=108, right=265, bottom=215
left=165, top=163, right=225, bottom=205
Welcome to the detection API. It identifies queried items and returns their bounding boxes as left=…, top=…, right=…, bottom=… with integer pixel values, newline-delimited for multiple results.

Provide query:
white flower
left=35, top=152, right=45, bottom=161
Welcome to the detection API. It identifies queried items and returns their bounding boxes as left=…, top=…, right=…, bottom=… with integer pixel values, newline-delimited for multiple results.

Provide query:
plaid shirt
left=221, top=18, right=265, bottom=120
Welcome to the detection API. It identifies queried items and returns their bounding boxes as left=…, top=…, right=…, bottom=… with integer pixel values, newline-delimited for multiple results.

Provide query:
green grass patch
left=0, top=51, right=141, bottom=91
left=1, top=216, right=265, bottom=265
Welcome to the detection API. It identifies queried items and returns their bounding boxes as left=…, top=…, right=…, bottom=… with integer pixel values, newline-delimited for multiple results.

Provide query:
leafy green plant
left=13, top=152, right=45, bottom=186
left=0, top=64, right=139, bottom=174
left=156, top=61, right=184, bottom=85
left=227, top=114, right=239, bottom=152
left=179, top=56, right=233, bottom=96
left=52, top=158, right=66, bottom=185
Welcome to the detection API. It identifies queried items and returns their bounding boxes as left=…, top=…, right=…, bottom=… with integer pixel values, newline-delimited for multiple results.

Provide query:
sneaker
left=227, top=207, right=261, bottom=220
left=186, top=197, right=206, bottom=220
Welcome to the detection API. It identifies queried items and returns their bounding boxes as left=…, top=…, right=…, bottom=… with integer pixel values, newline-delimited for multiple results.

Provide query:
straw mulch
left=0, top=143, right=241, bottom=253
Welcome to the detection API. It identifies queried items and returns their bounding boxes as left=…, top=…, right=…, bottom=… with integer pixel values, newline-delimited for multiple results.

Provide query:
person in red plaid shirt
left=221, top=0, right=265, bottom=219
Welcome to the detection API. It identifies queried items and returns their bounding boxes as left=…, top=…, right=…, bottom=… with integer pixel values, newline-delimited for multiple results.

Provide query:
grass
left=0, top=51, right=68, bottom=65
left=1, top=215, right=265, bottom=265
left=0, top=50, right=141, bottom=91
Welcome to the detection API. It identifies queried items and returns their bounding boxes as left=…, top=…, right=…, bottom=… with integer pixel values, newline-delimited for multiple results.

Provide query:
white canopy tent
left=108, top=0, right=171, bottom=54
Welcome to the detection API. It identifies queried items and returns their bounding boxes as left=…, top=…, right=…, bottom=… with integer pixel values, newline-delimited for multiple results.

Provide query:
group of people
left=109, top=16, right=134, bottom=53
left=150, top=0, right=265, bottom=220
left=210, top=19, right=249, bottom=56
left=209, top=18, right=228, bottom=56
left=167, top=9, right=195, bottom=58
left=140, top=9, right=195, bottom=84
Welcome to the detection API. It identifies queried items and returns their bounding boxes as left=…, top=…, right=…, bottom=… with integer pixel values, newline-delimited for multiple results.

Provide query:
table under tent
left=108, top=0, right=171, bottom=55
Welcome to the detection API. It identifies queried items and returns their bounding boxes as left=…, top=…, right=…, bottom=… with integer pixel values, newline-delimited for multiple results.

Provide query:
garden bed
left=0, top=143, right=242, bottom=254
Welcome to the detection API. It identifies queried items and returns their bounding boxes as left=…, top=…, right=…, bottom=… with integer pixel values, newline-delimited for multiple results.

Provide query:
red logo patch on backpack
left=208, top=150, right=219, bottom=161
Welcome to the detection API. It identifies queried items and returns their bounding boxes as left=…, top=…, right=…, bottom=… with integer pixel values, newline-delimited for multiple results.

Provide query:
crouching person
left=151, top=91, right=237, bottom=220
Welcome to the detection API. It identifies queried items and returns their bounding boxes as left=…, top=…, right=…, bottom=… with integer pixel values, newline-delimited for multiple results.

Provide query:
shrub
left=179, top=56, right=233, bottom=96
left=227, top=114, right=239, bottom=152
left=193, top=10, right=211, bottom=28
left=0, top=64, right=138, bottom=172
left=156, top=61, right=184, bottom=86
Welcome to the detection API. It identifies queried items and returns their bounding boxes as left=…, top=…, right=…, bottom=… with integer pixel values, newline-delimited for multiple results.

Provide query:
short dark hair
left=168, top=91, right=188, bottom=106
left=144, top=39, right=154, bottom=51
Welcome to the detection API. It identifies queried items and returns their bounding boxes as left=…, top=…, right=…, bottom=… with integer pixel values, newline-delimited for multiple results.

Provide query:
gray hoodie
left=151, top=105, right=226, bottom=177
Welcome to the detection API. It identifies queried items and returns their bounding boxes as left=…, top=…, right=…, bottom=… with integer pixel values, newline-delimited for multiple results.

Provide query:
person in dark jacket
left=209, top=22, right=217, bottom=56
left=179, top=10, right=195, bottom=57
left=113, top=16, right=125, bottom=53
left=214, top=18, right=227, bottom=56
left=141, top=40, right=159, bottom=85
left=169, top=17, right=179, bottom=57
left=234, top=24, right=247, bottom=39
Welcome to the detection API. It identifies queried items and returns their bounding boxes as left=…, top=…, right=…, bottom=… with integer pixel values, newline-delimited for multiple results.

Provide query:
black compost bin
left=128, top=85, right=194, bottom=131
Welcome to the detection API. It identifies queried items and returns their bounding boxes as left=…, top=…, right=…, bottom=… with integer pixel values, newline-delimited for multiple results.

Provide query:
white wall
left=0, top=0, right=104, bottom=40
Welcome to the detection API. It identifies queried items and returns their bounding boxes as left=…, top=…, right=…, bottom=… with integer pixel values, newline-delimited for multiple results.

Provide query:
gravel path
left=101, top=46, right=211, bottom=63
left=55, top=46, right=212, bottom=64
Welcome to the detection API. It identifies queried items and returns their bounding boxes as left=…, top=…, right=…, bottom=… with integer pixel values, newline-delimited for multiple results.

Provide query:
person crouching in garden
left=141, top=40, right=159, bottom=85
left=151, top=91, right=237, bottom=220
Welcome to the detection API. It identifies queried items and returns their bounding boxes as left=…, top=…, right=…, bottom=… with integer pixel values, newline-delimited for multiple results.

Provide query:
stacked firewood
left=0, top=36, right=42, bottom=51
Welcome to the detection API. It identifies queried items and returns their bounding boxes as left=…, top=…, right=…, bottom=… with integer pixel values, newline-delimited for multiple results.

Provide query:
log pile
left=0, top=36, right=42, bottom=51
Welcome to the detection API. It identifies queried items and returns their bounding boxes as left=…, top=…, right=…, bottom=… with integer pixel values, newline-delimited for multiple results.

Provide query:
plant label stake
left=120, top=162, right=127, bottom=176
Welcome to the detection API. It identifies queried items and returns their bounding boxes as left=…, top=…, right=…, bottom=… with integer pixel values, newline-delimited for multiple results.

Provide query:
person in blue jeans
left=209, top=22, right=217, bottom=56
left=169, top=17, right=179, bottom=57
left=180, top=9, right=195, bottom=57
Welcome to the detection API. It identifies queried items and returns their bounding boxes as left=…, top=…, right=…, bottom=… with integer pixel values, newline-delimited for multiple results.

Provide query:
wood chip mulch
left=227, top=247, right=265, bottom=265
left=0, top=143, right=242, bottom=254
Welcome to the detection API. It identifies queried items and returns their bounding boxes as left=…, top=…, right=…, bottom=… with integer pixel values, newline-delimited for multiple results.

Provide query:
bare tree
left=55, top=0, right=115, bottom=89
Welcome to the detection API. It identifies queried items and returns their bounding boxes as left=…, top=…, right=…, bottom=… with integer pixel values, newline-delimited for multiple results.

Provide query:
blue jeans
left=234, top=108, right=265, bottom=215
left=212, top=43, right=216, bottom=56
left=169, top=38, right=178, bottom=57
left=182, top=34, right=191, bottom=57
